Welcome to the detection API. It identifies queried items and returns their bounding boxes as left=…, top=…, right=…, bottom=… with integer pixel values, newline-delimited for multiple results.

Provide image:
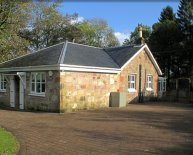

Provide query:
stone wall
left=25, top=71, right=60, bottom=112
left=0, top=89, right=10, bottom=107
left=117, top=49, right=159, bottom=103
left=0, top=49, right=161, bottom=112
left=60, top=71, right=117, bottom=112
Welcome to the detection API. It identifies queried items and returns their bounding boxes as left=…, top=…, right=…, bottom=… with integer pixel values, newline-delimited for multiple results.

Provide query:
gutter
left=0, top=64, right=121, bottom=74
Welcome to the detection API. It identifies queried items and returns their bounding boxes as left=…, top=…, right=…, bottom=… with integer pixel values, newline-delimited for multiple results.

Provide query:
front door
left=10, top=76, right=15, bottom=107
left=9, top=74, right=25, bottom=110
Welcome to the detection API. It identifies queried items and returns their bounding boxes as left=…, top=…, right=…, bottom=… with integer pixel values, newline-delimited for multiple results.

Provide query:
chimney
left=138, top=24, right=145, bottom=45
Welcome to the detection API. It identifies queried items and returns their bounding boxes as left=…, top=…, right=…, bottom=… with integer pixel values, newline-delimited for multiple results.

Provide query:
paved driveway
left=0, top=103, right=193, bottom=155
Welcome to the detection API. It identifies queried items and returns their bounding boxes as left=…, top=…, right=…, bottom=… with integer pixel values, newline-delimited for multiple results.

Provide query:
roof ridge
left=104, top=44, right=143, bottom=50
left=36, top=42, right=65, bottom=53
left=58, top=41, right=68, bottom=64
left=104, top=50, right=121, bottom=68
left=68, top=41, right=103, bottom=49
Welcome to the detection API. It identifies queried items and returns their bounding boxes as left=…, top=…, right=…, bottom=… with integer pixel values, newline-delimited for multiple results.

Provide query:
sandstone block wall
left=117, top=49, right=159, bottom=103
left=25, top=71, right=60, bottom=112
left=60, top=71, right=117, bottom=112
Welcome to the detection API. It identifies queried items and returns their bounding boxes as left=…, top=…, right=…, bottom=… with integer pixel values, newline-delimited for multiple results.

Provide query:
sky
left=58, top=1, right=180, bottom=44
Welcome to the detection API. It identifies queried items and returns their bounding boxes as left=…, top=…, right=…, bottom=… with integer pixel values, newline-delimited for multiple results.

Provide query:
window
left=128, top=74, right=136, bottom=92
left=146, top=75, right=153, bottom=91
left=30, top=72, right=46, bottom=95
left=158, top=77, right=166, bottom=92
left=0, top=74, right=6, bottom=92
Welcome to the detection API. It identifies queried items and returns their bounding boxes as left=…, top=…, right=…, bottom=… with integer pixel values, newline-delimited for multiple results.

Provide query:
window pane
left=32, top=74, right=35, bottom=82
left=0, top=74, right=6, bottom=90
left=128, top=76, right=131, bottom=81
left=150, top=83, right=152, bottom=88
left=42, top=74, right=46, bottom=82
left=4, top=82, right=6, bottom=89
left=36, top=73, right=41, bottom=82
left=42, top=83, right=45, bottom=93
left=41, top=73, right=46, bottom=82
left=128, top=74, right=136, bottom=89
left=1, top=82, right=3, bottom=89
left=36, top=83, right=41, bottom=93
left=131, top=83, right=134, bottom=89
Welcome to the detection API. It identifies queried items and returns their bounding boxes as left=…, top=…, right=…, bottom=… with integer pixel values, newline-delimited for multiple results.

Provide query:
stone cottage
left=0, top=41, right=163, bottom=112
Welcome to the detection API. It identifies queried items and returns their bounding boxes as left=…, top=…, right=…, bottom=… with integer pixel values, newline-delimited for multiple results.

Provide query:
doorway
left=9, top=75, right=25, bottom=110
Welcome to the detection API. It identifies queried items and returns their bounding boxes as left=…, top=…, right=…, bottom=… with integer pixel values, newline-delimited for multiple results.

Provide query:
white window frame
left=128, top=74, right=136, bottom=92
left=0, top=74, right=6, bottom=92
left=158, top=77, right=166, bottom=92
left=30, top=72, right=46, bottom=96
left=146, top=75, right=153, bottom=91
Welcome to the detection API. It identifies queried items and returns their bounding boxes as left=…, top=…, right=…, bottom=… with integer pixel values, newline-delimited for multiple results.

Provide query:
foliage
left=19, top=2, right=70, bottom=50
left=0, top=1, right=119, bottom=62
left=159, top=6, right=176, bottom=22
left=0, top=128, right=19, bottom=155
left=149, top=20, right=183, bottom=80
left=150, top=20, right=183, bottom=50
left=123, top=25, right=151, bottom=45
left=149, top=4, right=191, bottom=86
left=78, top=19, right=119, bottom=47
left=177, top=0, right=193, bottom=73
left=177, top=0, right=193, bottom=43
left=19, top=3, right=119, bottom=51
left=0, top=1, right=32, bottom=63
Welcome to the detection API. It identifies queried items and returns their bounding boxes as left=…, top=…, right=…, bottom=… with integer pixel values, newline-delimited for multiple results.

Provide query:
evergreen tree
left=149, top=6, right=183, bottom=86
left=177, top=0, right=193, bottom=74
left=177, top=0, right=193, bottom=43
left=159, top=6, right=176, bottom=22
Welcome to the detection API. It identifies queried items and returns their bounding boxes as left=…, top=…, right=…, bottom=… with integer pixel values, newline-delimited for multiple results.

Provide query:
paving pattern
left=0, top=103, right=193, bottom=155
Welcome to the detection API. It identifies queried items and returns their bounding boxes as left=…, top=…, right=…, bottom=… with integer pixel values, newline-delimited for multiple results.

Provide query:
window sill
left=128, top=89, right=137, bottom=93
left=146, top=88, right=153, bottom=91
left=29, top=93, right=45, bottom=97
left=0, top=90, right=6, bottom=93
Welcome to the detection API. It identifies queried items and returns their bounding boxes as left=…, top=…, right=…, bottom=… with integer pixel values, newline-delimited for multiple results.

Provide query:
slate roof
left=104, top=45, right=142, bottom=67
left=63, top=42, right=120, bottom=68
left=0, top=43, right=64, bottom=68
left=0, top=41, right=143, bottom=69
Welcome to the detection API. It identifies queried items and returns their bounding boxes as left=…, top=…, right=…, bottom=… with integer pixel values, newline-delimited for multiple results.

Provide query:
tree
left=159, top=6, right=176, bottom=22
left=77, top=21, right=98, bottom=46
left=177, top=0, right=193, bottom=43
left=149, top=6, right=183, bottom=86
left=20, top=2, right=73, bottom=51
left=0, top=1, right=32, bottom=62
left=78, top=18, right=119, bottom=47
left=20, top=3, right=119, bottom=51
left=177, top=0, right=193, bottom=73
left=123, top=25, right=151, bottom=45
left=0, top=1, right=14, bottom=32
left=0, top=1, right=119, bottom=63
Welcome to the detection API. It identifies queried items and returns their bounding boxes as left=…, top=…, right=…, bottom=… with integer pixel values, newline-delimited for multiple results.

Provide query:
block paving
left=0, top=103, right=193, bottom=155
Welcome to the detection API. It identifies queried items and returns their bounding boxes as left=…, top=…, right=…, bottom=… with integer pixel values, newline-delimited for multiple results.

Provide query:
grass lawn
left=0, top=128, right=19, bottom=155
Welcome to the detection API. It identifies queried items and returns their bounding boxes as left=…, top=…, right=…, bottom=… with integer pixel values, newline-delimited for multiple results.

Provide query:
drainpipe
left=138, top=64, right=143, bottom=103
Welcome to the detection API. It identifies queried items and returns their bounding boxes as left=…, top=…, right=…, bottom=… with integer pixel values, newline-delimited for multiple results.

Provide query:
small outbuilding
left=0, top=41, right=163, bottom=112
